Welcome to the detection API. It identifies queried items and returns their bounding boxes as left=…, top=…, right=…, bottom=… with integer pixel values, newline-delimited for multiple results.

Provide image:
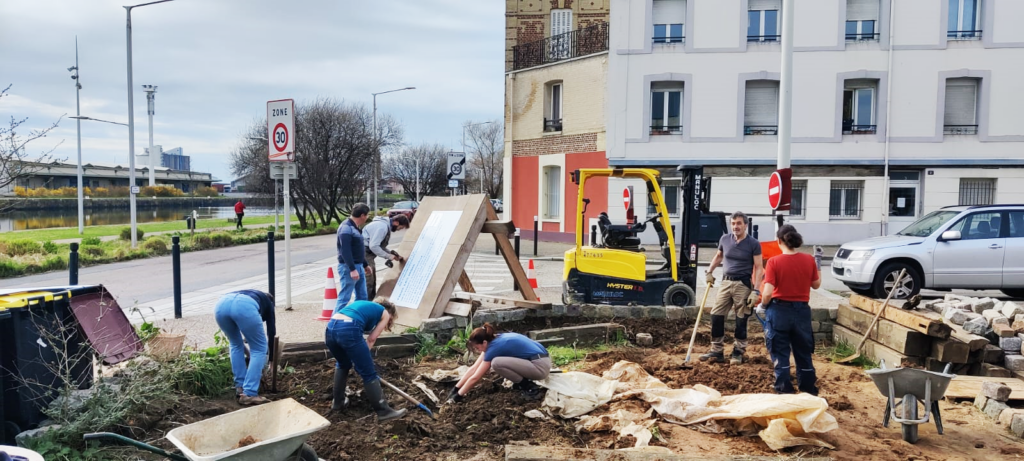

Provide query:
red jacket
left=234, top=202, right=245, bottom=213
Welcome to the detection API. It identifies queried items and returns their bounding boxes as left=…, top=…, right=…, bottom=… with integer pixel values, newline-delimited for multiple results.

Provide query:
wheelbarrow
left=85, top=398, right=328, bottom=460
left=866, top=360, right=955, bottom=444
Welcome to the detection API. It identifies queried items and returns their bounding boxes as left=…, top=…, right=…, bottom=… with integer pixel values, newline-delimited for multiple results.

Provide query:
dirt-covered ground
left=142, top=318, right=1024, bottom=461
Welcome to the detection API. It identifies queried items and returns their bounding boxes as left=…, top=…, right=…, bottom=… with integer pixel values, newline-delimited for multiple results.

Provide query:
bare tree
left=0, top=84, right=64, bottom=209
left=463, top=119, right=503, bottom=199
left=382, top=143, right=452, bottom=200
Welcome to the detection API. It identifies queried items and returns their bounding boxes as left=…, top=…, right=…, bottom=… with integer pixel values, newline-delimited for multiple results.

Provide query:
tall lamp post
left=371, top=86, right=415, bottom=211
left=462, top=121, right=495, bottom=195
left=125, top=0, right=174, bottom=248
left=69, top=37, right=83, bottom=234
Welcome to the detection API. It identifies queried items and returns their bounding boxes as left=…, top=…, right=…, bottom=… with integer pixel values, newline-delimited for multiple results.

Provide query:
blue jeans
left=336, top=264, right=367, bottom=312
left=325, top=319, right=378, bottom=383
left=214, top=293, right=268, bottom=397
left=764, top=300, right=818, bottom=395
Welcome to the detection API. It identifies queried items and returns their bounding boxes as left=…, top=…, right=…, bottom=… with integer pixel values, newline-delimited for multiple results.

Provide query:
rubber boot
left=365, top=379, right=407, bottom=422
left=518, top=379, right=543, bottom=400
left=331, top=368, right=349, bottom=412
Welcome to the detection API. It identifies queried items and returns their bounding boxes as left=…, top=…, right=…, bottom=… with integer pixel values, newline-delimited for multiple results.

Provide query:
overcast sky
left=0, top=0, right=504, bottom=183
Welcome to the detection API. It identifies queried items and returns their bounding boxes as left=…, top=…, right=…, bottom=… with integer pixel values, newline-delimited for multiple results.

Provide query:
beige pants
left=712, top=279, right=753, bottom=318
left=491, top=356, right=552, bottom=383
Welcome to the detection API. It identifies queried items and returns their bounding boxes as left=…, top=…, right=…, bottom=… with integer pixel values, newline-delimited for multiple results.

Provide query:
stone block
left=454, top=315, right=468, bottom=328
left=1016, top=313, right=1024, bottom=324
left=1012, top=413, right=1024, bottom=438
left=829, top=307, right=838, bottom=320
left=944, top=293, right=968, bottom=303
left=564, top=304, right=580, bottom=317
left=1001, top=337, right=1023, bottom=355
left=964, top=312, right=983, bottom=322
left=612, top=306, right=631, bottom=319
left=645, top=306, right=667, bottom=319
left=1013, top=320, right=1024, bottom=334
left=1004, top=302, right=1024, bottom=319
left=924, top=300, right=946, bottom=313
left=984, top=399, right=1010, bottom=419
left=813, top=332, right=829, bottom=343
left=983, top=381, right=1013, bottom=402
left=551, top=304, right=566, bottom=316
left=628, top=306, right=644, bottom=319
left=666, top=306, right=685, bottom=320
left=636, top=333, right=653, bottom=347
left=811, top=321, right=822, bottom=333
left=597, top=305, right=615, bottom=318
left=995, top=323, right=1016, bottom=338
left=421, top=316, right=457, bottom=332
left=971, top=297, right=997, bottom=313
left=15, top=424, right=62, bottom=447
left=983, top=363, right=1012, bottom=378
left=581, top=304, right=598, bottom=317
left=1006, top=355, right=1024, bottom=372
left=984, top=309, right=1006, bottom=323
left=1003, top=409, right=1024, bottom=429
left=994, top=316, right=1011, bottom=327
left=811, top=308, right=833, bottom=322
left=945, top=308, right=969, bottom=325
left=436, top=330, right=454, bottom=345
left=819, top=322, right=834, bottom=333
left=965, top=317, right=990, bottom=335
left=975, top=394, right=990, bottom=410
left=472, top=311, right=498, bottom=326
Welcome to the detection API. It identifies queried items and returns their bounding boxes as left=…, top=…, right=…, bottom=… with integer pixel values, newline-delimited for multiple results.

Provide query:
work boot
left=235, top=386, right=243, bottom=399
left=238, top=395, right=270, bottom=406
left=699, top=351, right=725, bottom=363
left=331, top=368, right=349, bottom=412
left=517, top=379, right=543, bottom=400
left=729, top=349, right=746, bottom=365
left=365, top=379, right=407, bottom=422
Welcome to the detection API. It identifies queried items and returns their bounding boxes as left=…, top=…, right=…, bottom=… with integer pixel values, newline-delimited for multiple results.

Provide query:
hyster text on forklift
left=562, top=166, right=713, bottom=307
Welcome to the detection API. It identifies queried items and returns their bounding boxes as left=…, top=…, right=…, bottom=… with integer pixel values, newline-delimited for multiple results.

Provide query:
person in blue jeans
left=213, top=289, right=276, bottom=405
left=759, top=225, right=820, bottom=395
left=447, top=323, right=551, bottom=402
left=336, top=203, right=371, bottom=311
left=325, top=297, right=406, bottom=421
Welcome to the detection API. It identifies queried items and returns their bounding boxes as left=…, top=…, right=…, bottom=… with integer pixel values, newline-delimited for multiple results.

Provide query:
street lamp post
left=69, top=38, right=83, bottom=234
left=462, top=121, right=495, bottom=196
left=143, top=84, right=157, bottom=187
left=371, top=86, right=415, bottom=211
left=125, top=0, right=174, bottom=248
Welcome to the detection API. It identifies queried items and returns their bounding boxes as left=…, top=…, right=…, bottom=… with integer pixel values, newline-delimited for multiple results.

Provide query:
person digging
left=703, top=211, right=763, bottom=365
left=446, top=323, right=551, bottom=403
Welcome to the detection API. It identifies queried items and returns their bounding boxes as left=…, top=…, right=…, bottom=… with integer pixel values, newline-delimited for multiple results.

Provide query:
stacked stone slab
left=975, top=381, right=1024, bottom=438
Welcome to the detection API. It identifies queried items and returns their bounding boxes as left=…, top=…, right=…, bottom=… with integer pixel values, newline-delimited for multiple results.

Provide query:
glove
left=814, top=246, right=823, bottom=270
left=755, top=304, right=767, bottom=318
left=390, top=250, right=405, bottom=263
left=746, top=290, right=760, bottom=309
left=705, top=271, right=715, bottom=286
left=446, top=386, right=461, bottom=401
left=384, top=260, right=394, bottom=269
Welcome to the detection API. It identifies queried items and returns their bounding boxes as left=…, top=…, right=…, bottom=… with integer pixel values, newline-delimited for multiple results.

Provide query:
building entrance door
left=888, top=171, right=920, bottom=235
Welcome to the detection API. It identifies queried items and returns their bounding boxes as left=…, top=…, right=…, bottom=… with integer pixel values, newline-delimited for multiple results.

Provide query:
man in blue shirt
left=336, top=203, right=371, bottom=311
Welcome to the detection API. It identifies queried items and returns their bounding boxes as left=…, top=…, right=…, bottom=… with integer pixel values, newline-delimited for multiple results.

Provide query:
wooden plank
left=833, top=324, right=924, bottom=368
left=914, top=308, right=990, bottom=351
left=504, top=445, right=831, bottom=461
left=529, top=323, right=625, bottom=345
left=485, top=202, right=538, bottom=302
left=945, top=375, right=1024, bottom=401
left=481, top=220, right=515, bottom=234
left=836, top=304, right=930, bottom=356
left=458, top=270, right=476, bottom=293
left=931, top=339, right=970, bottom=364
left=444, top=300, right=475, bottom=317
left=984, top=344, right=1005, bottom=363
left=983, top=363, right=1013, bottom=378
left=849, top=294, right=951, bottom=339
left=461, top=293, right=551, bottom=310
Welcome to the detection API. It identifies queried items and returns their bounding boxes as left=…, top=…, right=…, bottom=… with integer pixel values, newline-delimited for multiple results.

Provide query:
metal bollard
left=172, top=236, right=182, bottom=319
left=267, top=231, right=276, bottom=300
left=533, top=215, right=539, bottom=257
left=69, top=242, right=79, bottom=285
left=753, top=224, right=759, bottom=240
left=514, top=228, right=521, bottom=291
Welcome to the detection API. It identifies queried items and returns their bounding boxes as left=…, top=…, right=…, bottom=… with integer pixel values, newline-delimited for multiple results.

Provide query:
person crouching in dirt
left=759, top=225, right=820, bottom=396
left=446, top=323, right=551, bottom=403
left=325, top=296, right=407, bottom=421
left=214, top=289, right=275, bottom=406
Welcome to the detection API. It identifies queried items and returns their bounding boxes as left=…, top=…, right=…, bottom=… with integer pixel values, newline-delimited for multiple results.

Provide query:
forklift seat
left=598, top=212, right=642, bottom=250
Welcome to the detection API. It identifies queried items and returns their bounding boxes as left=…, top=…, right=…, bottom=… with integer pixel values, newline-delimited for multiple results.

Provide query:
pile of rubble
left=923, top=294, right=1024, bottom=374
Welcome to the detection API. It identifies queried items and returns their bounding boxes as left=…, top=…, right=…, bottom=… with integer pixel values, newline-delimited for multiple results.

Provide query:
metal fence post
left=69, top=242, right=79, bottom=285
left=172, top=236, right=182, bottom=319
left=533, top=215, right=538, bottom=257
left=267, top=231, right=276, bottom=300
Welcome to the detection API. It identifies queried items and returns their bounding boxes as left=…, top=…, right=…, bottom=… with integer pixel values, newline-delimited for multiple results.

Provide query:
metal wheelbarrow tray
left=166, top=398, right=329, bottom=461
left=866, top=361, right=955, bottom=444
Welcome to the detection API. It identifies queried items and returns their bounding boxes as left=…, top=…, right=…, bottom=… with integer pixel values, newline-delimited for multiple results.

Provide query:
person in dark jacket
left=213, top=289, right=276, bottom=405
left=447, top=323, right=551, bottom=402
left=336, top=203, right=371, bottom=310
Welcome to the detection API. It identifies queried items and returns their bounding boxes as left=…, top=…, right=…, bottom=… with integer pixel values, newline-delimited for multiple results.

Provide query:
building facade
left=607, top=0, right=1024, bottom=244
left=504, top=0, right=612, bottom=242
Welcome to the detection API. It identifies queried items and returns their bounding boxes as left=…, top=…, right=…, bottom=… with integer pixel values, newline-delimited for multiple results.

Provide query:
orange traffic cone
left=527, top=259, right=540, bottom=301
left=317, top=267, right=338, bottom=321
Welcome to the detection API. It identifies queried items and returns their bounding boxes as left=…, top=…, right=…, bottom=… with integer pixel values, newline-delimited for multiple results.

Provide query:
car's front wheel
left=871, top=262, right=922, bottom=300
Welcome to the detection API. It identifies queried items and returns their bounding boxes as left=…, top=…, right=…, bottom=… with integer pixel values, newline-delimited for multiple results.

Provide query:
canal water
left=0, top=206, right=286, bottom=231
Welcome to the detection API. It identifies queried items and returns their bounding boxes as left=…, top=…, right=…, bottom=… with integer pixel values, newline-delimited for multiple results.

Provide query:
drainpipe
left=881, top=0, right=896, bottom=236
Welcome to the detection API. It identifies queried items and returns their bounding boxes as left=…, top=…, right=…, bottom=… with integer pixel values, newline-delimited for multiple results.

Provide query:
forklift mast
left=677, top=166, right=709, bottom=292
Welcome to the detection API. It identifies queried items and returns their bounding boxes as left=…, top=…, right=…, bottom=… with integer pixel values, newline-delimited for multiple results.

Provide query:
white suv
left=833, top=205, right=1024, bottom=299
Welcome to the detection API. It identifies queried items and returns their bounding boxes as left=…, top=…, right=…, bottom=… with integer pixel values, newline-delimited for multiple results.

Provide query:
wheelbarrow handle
left=84, top=432, right=190, bottom=461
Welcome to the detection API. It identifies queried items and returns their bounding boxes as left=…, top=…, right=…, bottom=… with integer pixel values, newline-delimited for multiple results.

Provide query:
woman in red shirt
left=760, top=224, right=820, bottom=395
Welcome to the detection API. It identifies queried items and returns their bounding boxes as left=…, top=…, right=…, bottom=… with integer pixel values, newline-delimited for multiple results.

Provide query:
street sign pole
left=268, top=99, right=295, bottom=310
left=283, top=167, right=291, bottom=309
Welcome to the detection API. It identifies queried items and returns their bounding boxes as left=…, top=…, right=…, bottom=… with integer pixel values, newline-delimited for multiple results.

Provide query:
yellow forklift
left=562, top=167, right=709, bottom=307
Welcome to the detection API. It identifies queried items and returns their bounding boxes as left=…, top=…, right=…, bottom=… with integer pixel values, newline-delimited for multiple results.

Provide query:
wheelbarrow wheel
left=285, top=443, right=318, bottom=461
left=901, top=394, right=919, bottom=444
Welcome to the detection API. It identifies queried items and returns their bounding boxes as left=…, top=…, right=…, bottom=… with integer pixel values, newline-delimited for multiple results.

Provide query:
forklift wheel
left=663, top=283, right=696, bottom=307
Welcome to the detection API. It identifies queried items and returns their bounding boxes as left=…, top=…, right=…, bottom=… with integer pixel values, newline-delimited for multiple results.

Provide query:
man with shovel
left=703, top=211, right=762, bottom=365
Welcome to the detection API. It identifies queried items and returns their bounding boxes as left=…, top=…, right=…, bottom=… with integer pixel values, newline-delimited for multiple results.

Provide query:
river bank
left=0, top=196, right=243, bottom=211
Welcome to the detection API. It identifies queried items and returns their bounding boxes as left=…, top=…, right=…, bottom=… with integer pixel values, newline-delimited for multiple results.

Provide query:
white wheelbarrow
left=866, top=360, right=955, bottom=444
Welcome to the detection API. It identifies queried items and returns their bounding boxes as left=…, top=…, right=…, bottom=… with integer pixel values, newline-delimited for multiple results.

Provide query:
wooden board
left=461, top=293, right=551, bottom=310
left=484, top=201, right=537, bottom=302
left=833, top=324, right=925, bottom=368
left=849, top=294, right=951, bottom=339
left=944, top=375, right=1024, bottom=401
left=458, top=270, right=476, bottom=293
left=931, top=339, right=970, bottom=363
left=836, top=304, right=930, bottom=356
left=481, top=220, right=515, bottom=234
left=444, top=299, right=476, bottom=317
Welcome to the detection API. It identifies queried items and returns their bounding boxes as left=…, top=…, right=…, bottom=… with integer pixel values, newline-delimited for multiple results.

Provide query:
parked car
left=832, top=204, right=1024, bottom=299
left=490, top=199, right=503, bottom=213
left=387, top=201, right=418, bottom=221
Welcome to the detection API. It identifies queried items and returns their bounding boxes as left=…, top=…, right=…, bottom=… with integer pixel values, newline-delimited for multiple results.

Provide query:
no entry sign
left=623, top=187, right=632, bottom=210
left=768, top=168, right=793, bottom=211
left=267, top=99, right=295, bottom=162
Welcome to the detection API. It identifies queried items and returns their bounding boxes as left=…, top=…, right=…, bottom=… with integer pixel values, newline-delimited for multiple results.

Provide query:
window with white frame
left=747, top=0, right=780, bottom=42
left=846, top=0, right=879, bottom=40
left=948, top=0, right=981, bottom=39
left=943, top=78, right=979, bottom=135
left=543, top=166, right=561, bottom=219
left=545, top=82, right=563, bottom=132
left=959, top=178, right=996, bottom=206
left=647, top=181, right=680, bottom=217
left=653, top=0, right=686, bottom=43
left=843, top=80, right=877, bottom=134
left=744, top=80, right=779, bottom=135
left=829, top=181, right=863, bottom=219
left=651, top=82, right=683, bottom=135
left=550, top=9, right=573, bottom=59
left=790, top=180, right=807, bottom=219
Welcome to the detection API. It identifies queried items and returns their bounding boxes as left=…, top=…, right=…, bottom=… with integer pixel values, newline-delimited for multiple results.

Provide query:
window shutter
left=653, top=0, right=686, bottom=24
left=944, top=79, right=978, bottom=126
left=749, top=0, right=781, bottom=10
left=551, top=9, right=573, bottom=36
left=847, top=0, right=879, bottom=21
left=744, top=82, right=779, bottom=126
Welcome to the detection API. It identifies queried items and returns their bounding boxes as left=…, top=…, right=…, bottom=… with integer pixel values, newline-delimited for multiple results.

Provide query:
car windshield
left=394, top=201, right=415, bottom=209
left=896, top=210, right=961, bottom=237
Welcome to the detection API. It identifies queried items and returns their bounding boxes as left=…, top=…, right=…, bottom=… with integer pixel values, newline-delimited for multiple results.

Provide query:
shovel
left=683, top=280, right=714, bottom=368
left=836, top=268, right=907, bottom=364
left=380, top=377, right=436, bottom=419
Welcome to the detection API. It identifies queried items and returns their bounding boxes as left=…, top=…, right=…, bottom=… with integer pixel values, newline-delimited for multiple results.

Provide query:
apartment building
left=606, top=0, right=1024, bottom=244
left=504, top=0, right=611, bottom=242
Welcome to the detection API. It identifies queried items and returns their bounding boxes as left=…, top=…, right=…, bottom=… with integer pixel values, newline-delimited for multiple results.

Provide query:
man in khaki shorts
left=702, top=211, right=763, bottom=364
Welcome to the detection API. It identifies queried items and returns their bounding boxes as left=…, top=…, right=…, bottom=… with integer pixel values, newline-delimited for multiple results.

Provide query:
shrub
left=3, top=239, right=43, bottom=256
left=119, top=227, right=145, bottom=241
left=193, top=186, right=220, bottom=197
left=209, top=232, right=233, bottom=248
left=0, top=256, right=21, bottom=277
left=42, top=241, right=60, bottom=254
left=139, top=185, right=184, bottom=197
left=193, top=234, right=213, bottom=250
left=141, top=238, right=169, bottom=255
left=81, top=237, right=102, bottom=246
left=81, top=246, right=105, bottom=257
left=172, top=332, right=233, bottom=397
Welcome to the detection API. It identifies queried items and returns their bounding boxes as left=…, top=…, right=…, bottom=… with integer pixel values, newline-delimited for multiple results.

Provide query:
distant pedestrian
left=336, top=203, right=371, bottom=310
left=362, top=215, right=410, bottom=299
left=213, top=289, right=276, bottom=405
left=759, top=224, right=820, bottom=395
left=703, top=211, right=763, bottom=365
left=234, top=200, right=246, bottom=229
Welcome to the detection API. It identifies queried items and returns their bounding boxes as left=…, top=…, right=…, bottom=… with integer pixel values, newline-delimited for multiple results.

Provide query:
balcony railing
left=544, top=118, right=563, bottom=133
left=846, top=33, right=880, bottom=41
left=944, top=125, right=978, bottom=135
left=747, top=34, right=780, bottom=42
left=843, top=124, right=877, bottom=134
left=650, top=125, right=683, bottom=135
left=948, top=30, right=982, bottom=40
left=744, top=125, right=778, bottom=135
left=512, top=22, right=609, bottom=71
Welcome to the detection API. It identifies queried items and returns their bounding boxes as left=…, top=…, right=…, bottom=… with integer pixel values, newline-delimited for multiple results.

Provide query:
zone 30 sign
left=267, top=99, right=295, bottom=162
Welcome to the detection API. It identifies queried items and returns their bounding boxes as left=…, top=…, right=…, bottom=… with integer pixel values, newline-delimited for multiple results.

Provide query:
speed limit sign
left=267, top=99, right=295, bottom=162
